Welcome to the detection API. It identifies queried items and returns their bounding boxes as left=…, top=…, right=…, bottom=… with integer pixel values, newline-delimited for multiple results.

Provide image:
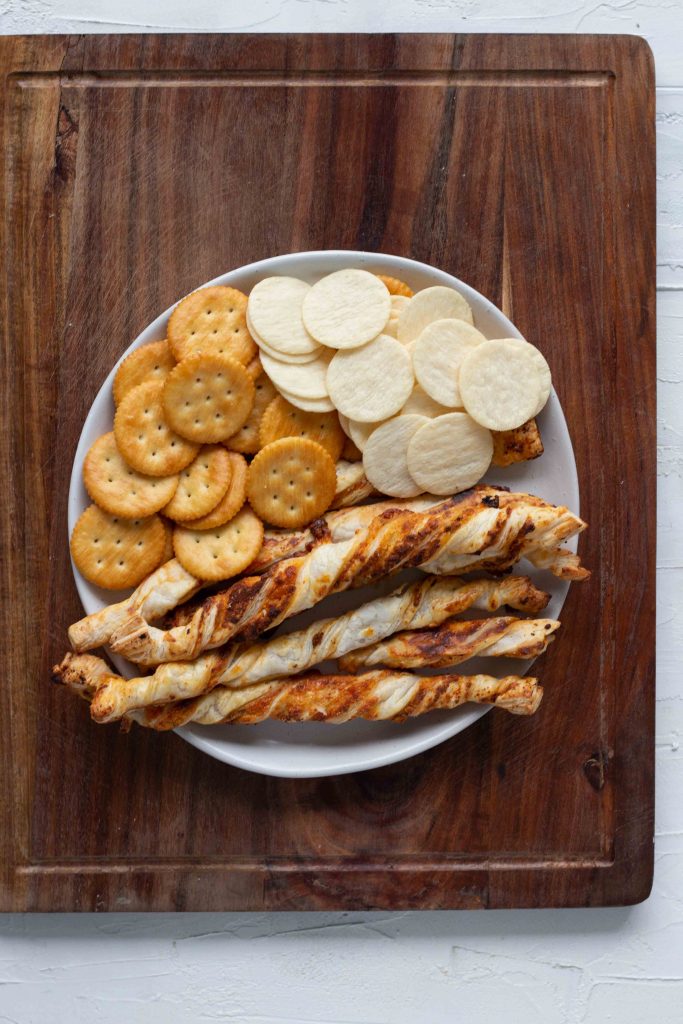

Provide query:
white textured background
left=1, top=2, right=680, bottom=1022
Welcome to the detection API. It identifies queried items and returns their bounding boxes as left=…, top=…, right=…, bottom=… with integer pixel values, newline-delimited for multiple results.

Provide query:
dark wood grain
left=0, top=34, right=655, bottom=911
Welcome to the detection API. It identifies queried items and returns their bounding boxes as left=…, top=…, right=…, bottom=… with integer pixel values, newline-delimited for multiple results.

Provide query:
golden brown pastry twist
left=88, top=575, right=549, bottom=722
left=107, top=489, right=586, bottom=667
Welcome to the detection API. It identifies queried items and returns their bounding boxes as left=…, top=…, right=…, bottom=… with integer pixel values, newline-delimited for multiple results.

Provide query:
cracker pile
left=248, top=269, right=551, bottom=499
left=72, top=269, right=552, bottom=592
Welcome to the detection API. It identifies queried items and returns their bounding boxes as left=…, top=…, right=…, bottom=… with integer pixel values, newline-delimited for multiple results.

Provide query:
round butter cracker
left=83, top=431, right=179, bottom=518
left=162, top=352, right=254, bottom=444
left=247, top=437, right=336, bottom=528
left=375, top=274, right=414, bottom=298
left=185, top=452, right=247, bottom=530
left=163, top=445, right=232, bottom=522
left=114, top=380, right=199, bottom=477
left=173, top=505, right=264, bottom=582
left=113, top=340, right=175, bottom=406
left=259, top=395, right=345, bottom=460
left=225, top=370, right=277, bottom=455
left=342, top=434, right=362, bottom=461
left=168, top=286, right=257, bottom=365
left=71, top=504, right=167, bottom=590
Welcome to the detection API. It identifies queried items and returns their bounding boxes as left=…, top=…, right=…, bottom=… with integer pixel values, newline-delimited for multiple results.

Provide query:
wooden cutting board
left=0, top=34, right=655, bottom=911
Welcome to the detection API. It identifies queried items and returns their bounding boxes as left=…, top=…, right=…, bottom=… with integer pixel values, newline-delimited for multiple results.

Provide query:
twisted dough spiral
left=89, top=575, right=549, bottom=722
left=108, top=488, right=586, bottom=667
left=339, top=615, right=559, bottom=671
left=52, top=653, right=542, bottom=727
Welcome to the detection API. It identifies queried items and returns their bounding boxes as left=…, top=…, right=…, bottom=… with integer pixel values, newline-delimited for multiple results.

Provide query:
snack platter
left=1, top=34, right=654, bottom=911
left=62, top=250, right=583, bottom=778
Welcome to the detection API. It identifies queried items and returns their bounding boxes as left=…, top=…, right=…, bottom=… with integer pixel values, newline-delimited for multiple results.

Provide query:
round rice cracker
left=458, top=338, right=548, bottom=431
left=384, top=295, right=411, bottom=339
left=162, top=445, right=232, bottom=522
left=337, top=412, right=352, bottom=438
left=113, top=340, right=175, bottom=406
left=114, top=380, right=199, bottom=476
left=84, top=432, right=179, bottom=518
left=260, top=348, right=332, bottom=401
left=362, top=415, right=428, bottom=498
left=183, top=452, right=248, bottom=530
left=302, top=269, right=391, bottom=349
left=412, top=318, right=487, bottom=407
left=246, top=311, right=323, bottom=366
left=168, top=286, right=257, bottom=366
left=225, top=370, right=277, bottom=455
left=247, top=277, right=320, bottom=356
left=70, top=504, right=167, bottom=590
left=407, top=412, right=493, bottom=496
left=375, top=274, right=414, bottom=298
left=163, top=352, right=255, bottom=444
left=401, top=385, right=452, bottom=419
left=259, top=395, right=345, bottom=461
left=247, top=437, right=336, bottom=528
left=397, top=285, right=474, bottom=344
left=253, top=337, right=323, bottom=365
left=326, top=334, right=414, bottom=422
left=347, top=417, right=381, bottom=453
left=498, top=337, right=552, bottom=416
left=173, top=505, right=264, bottom=582
left=278, top=388, right=335, bottom=413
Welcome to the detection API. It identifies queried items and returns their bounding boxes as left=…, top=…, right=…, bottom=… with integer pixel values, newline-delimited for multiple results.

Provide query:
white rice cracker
left=250, top=335, right=323, bottom=366
left=302, top=269, right=391, bottom=349
left=397, top=285, right=473, bottom=344
left=412, top=318, right=487, bottom=407
left=502, top=337, right=552, bottom=416
left=247, top=277, right=321, bottom=356
left=260, top=348, right=333, bottom=400
left=278, top=388, right=335, bottom=413
left=383, top=295, right=411, bottom=339
left=458, top=338, right=550, bottom=431
left=326, top=334, right=414, bottom=422
left=348, top=417, right=382, bottom=452
left=401, top=385, right=452, bottom=419
left=363, top=415, right=428, bottom=497
left=407, top=412, right=493, bottom=495
left=246, top=306, right=322, bottom=364
left=337, top=412, right=353, bottom=438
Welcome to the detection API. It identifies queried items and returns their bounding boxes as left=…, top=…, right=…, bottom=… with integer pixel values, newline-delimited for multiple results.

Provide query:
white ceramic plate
left=68, top=250, right=579, bottom=778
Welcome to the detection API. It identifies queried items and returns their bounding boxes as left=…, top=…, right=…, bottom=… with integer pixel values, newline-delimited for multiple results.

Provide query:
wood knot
left=583, top=749, right=612, bottom=791
left=53, top=103, right=79, bottom=185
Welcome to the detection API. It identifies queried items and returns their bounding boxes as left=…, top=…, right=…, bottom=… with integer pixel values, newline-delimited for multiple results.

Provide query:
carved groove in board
left=18, top=855, right=614, bottom=873
left=10, top=70, right=614, bottom=89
